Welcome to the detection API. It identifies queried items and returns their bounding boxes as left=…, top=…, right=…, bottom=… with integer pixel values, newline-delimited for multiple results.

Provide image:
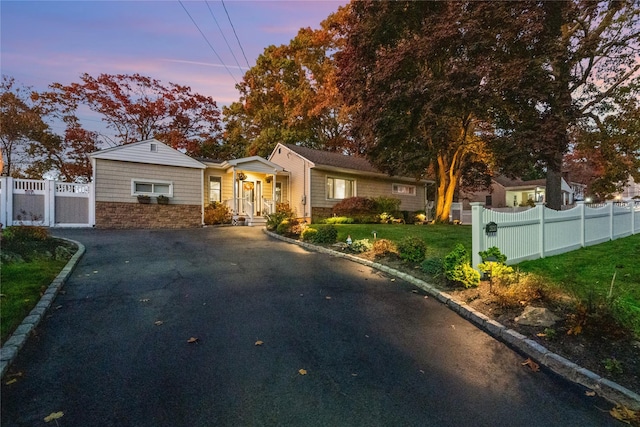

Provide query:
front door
left=242, top=181, right=254, bottom=214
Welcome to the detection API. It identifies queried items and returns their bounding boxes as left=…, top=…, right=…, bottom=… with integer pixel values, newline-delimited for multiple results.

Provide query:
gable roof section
left=281, top=144, right=381, bottom=174
left=90, top=139, right=206, bottom=169
left=494, top=175, right=572, bottom=193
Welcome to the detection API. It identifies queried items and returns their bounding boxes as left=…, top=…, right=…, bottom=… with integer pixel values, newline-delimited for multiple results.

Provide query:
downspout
left=287, top=149, right=309, bottom=219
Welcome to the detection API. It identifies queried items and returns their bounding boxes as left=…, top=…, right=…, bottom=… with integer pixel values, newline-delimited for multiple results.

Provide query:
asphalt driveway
left=0, top=227, right=620, bottom=426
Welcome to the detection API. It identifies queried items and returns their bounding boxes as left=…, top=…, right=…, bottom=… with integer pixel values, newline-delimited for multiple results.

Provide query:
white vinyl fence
left=0, top=177, right=94, bottom=228
left=471, top=201, right=640, bottom=269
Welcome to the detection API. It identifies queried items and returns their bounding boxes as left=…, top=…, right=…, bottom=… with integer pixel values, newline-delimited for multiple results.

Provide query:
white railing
left=263, top=198, right=275, bottom=215
left=471, top=201, right=639, bottom=269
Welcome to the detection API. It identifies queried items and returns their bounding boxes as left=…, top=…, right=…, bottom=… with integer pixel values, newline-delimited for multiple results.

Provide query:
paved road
left=1, top=227, right=620, bottom=426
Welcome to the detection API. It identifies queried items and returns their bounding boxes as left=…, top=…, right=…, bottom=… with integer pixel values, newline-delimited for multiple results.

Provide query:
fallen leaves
left=5, top=378, right=17, bottom=385
left=610, top=404, right=639, bottom=424
left=521, top=358, right=540, bottom=372
left=154, top=320, right=163, bottom=326
left=585, top=390, right=596, bottom=397
left=44, top=411, right=64, bottom=423
left=139, top=298, right=149, bottom=303
left=187, top=337, right=199, bottom=344
left=255, top=340, right=264, bottom=346
left=298, top=369, right=308, bottom=375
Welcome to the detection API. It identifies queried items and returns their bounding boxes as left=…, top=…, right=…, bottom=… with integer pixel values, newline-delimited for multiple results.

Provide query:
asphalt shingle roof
left=285, top=144, right=381, bottom=174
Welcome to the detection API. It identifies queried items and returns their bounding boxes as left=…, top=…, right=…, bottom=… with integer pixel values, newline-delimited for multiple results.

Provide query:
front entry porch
left=203, top=156, right=289, bottom=227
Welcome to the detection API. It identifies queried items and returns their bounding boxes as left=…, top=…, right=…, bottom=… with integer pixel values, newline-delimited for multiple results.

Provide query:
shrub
left=493, top=273, right=549, bottom=307
left=372, top=196, right=401, bottom=214
left=276, top=220, right=292, bottom=235
left=301, top=228, right=318, bottom=242
left=421, top=257, right=444, bottom=277
left=478, top=246, right=507, bottom=264
left=477, top=247, right=515, bottom=285
left=2, top=226, right=49, bottom=242
left=313, top=225, right=338, bottom=244
left=266, top=203, right=296, bottom=231
left=371, top=239, right=397, bottom=256
left=204, top=203, right=232, bottom=225
left=351, top=239, right=373, bottom=253
left=443, top=244, right=479, bottom=288
left=397, top=236, right=427, bottom=263
left=324, top=216, right=354, bottom=224
left=332, top=197, right=377, bottom=217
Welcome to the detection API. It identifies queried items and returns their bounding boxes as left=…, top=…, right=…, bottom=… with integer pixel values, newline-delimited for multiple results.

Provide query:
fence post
left=607, top=200, right=614, bottom=241
left=3, top=177, right=14, bottom=227
left=45, top=180, right=55, bottom=226
left=470, top=202, right=484, bottom=270
left=0, top=177, right=8, bottom=227
left=577, top=201, right=585, bottom=248
left=536, top=203, right=545, bottom=259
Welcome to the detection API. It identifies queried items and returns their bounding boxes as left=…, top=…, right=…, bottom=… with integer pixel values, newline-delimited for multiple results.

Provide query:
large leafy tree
left=223, top=6, right=355, bottom=159
left=38, top=73, right=223, bottom=157
left=565, top=92, right=640, bottom=199
left=0, top=76, right=48, bottom=177
left=487, top=0, right=640, bottom=209
left=336, top=1, right=495, bottom=222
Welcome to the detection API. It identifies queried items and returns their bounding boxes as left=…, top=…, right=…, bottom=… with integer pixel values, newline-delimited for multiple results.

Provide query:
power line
left=178, top=0, right=238, bottom=85
left=205, top=0, right=244, bottom=77
left=220, top=0, right=251, bottom=69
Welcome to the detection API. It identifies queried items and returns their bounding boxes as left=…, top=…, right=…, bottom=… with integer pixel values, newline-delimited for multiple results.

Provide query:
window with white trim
left=392, top=183, right=416, bottom=196
left=209, top=176, right=221, bottom=204
left=132, top=179, right=173, bottom=197
left=327, top=177, right=355, bottom=199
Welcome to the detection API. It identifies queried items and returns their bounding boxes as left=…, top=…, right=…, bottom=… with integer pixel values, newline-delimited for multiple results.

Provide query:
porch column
left=272, top=170, right=277, bottom=205
left=232, top=168, right=237, bottom=214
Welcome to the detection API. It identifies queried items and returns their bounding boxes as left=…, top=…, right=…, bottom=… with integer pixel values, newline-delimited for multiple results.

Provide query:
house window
left=150, top=143, right=157, bottom=152
left=327, top=177, right=355, bottom=200
left=485, top=195, right=492, bottom=206
left=209, top=176, right=221, bottom=204
left=132, top=179, right=173, bottom=196
left=392, top=183, right=416, bottom=196
left=275, top=182, right=282, bottom=202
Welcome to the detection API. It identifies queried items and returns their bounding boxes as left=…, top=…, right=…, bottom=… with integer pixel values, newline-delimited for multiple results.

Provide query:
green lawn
left=1, top=259, right=67, bottom=344
left=308, top=223, right=473, bottom=258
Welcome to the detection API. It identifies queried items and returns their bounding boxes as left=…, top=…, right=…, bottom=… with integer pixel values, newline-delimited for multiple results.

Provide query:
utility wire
left=220, top=0, right=251, bottom=69
left=205, top=0, right=244, bottom=77
left=178, top=0, right=238, bottom=85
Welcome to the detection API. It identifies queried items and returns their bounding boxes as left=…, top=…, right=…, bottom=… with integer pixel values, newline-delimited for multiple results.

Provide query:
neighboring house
left=89, top=139, right=430, bottom=228
left=268, top=143, right=430, bottom=221
left=460, top=175, right=576, bottom=209
left=618, top=175, right=640, bottom=200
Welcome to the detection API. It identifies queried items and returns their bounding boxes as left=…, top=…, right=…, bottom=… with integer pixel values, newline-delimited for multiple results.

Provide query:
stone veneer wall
left=95, top=201, right=202, bottom=229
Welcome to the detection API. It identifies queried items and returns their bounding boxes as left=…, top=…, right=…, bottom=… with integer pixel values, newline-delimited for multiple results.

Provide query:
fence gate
left=0, top=177, right=94, bottom=228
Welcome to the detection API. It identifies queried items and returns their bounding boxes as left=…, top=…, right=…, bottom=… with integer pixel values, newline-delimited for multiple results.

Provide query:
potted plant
left=157, top=195, right=170, bottom=205
left=137, top=195, right=151, bottom=204
left=237, top=216, right=246, bottom=225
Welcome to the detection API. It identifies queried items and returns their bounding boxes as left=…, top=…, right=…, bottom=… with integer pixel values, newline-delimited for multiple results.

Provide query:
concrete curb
left=0, top=238, right=85, bottom=379
left=264, top=229, right=640, bottom=411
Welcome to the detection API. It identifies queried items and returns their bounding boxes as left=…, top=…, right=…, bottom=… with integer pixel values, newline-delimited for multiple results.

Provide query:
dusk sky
left=1, top=0, right=347, bottom=134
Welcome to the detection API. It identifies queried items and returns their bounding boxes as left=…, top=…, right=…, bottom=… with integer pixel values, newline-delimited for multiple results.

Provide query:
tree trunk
left=545, top=152, right=564, bottom=210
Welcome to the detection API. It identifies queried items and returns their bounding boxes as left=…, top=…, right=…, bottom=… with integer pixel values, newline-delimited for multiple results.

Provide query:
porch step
left=248, top=216, right=268, bottom=227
